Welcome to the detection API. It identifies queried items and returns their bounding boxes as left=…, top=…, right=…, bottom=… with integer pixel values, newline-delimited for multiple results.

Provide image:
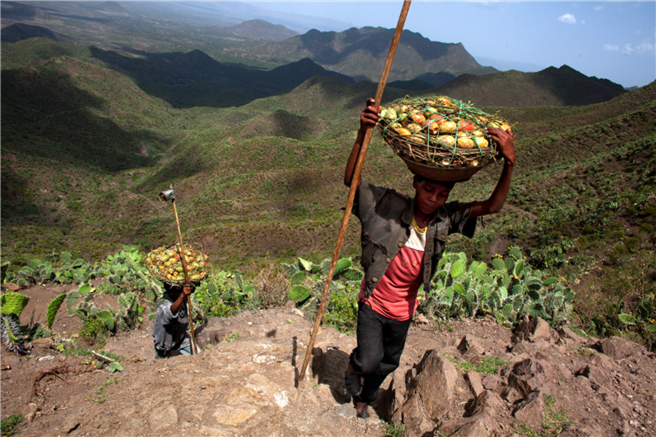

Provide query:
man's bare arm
left=345, top=98, right=379, bottom=188
left=470, top=127, right=516, bottom=218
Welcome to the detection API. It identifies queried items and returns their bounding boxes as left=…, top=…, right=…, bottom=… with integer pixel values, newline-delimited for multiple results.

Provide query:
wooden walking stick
left=159, top=185, right=201, bottom=355
left=298, top=0, right=412, bottom=383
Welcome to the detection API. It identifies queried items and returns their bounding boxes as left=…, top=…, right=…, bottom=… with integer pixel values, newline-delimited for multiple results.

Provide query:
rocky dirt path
left=2, top=306, right=655, bottom=437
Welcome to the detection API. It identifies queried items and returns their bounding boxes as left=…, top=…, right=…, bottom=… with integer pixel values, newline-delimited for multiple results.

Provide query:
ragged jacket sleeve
left=445, top=201, right=477, bottom=238
left=352, top=179, right=394, bottom=222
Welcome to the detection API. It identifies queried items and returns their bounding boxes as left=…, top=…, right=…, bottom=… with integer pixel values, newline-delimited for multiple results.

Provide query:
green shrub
left=576, top=236, right=590, bottom=250
left=80, top=315, right=108, bottom=342
left=324, top=287, right=359, bottom=333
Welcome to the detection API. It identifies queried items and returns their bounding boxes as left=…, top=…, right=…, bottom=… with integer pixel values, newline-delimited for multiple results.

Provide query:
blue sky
left=243, top=1, right=655, bottom=88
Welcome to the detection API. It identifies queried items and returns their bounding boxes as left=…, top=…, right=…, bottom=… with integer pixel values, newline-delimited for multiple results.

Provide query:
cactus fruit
left=145, top=245, right=209, bottom=285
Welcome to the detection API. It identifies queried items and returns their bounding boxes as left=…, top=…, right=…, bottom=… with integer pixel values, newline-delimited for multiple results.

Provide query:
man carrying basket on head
left=344, top=98, right=515, bottom=418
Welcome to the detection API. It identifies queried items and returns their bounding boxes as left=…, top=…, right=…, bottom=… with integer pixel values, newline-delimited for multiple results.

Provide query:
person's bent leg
left=351, top=303, right=385, bottom=375
left=379, top=316, right=411, bottom=376
left=360, top=315, right=411, bottom=404
left=178, top=334, right=192, bottom=355
left=351, top=304, right=389, bottom=405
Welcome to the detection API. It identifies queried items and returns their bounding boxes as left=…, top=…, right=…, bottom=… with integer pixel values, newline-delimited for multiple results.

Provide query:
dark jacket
left=353, top=180, right=477, bottom=299
left=152, top=292, right=189, bottom=352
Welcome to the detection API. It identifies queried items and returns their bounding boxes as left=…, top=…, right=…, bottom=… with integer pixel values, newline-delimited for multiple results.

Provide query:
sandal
left=344, top=364, right=363, bottom=396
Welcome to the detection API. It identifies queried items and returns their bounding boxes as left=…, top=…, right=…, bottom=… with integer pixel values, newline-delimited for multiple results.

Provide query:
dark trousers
left=350, top=303, right=411, bottom=404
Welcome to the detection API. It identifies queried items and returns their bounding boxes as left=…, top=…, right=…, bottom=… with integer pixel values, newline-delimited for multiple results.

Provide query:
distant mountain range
left=3, top=35, right=628, bottom=109
left=1, top=2, right=56, bottom=21
left=238, top=27, right=497, bottom=82
left=1, top=22, right=69, bottom=43
left=226, top=19, right=299, bottom=42
left=431, top=65, right=627, bottom=107
left=97, top=1, right=130, bottom=16
left=87, top=47, right=354, bottom=108
left=1, top=1, right=629, bottom=109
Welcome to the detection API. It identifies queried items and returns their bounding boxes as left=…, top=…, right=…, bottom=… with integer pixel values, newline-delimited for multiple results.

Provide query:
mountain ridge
left=239, top=26, right=494, bottom=81
left=227, top=19, right=299, bottom=41
left=431, top=64, right=627, bottom=107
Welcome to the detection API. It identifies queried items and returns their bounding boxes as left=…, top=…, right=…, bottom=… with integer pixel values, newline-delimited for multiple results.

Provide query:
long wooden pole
left=171, top=198, right=200, bottom=355
left=298, top=0, right=412, bottom=383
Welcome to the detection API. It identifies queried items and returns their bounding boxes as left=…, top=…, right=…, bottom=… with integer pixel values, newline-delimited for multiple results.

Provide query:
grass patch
left=517, top=395, right=573, bottom=437
left=569, top=326, right=589, bottom=338
left=443, top=355, right=511, bottom=374
left=577, top=347, right=598, bottom=356
left=222, top=333, right=241, bottom=343
left=0, top=414, right=23, bottom=437
left=383, top=420, right=406, bottom=437
left=87, top=378, right=120, bottom=404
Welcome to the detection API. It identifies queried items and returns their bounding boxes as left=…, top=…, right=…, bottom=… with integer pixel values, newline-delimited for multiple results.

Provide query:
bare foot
left=356, top=401, right=369, bottom=418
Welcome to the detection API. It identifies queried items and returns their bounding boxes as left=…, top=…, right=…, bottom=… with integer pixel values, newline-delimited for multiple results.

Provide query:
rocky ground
left=1, top=300, right=655, bottom=437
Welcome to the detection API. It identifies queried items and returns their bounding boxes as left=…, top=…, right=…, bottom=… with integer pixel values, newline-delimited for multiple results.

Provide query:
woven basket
left=146, top=244, right=209, bottom=286
left=377, top=96, right=509, bottom=182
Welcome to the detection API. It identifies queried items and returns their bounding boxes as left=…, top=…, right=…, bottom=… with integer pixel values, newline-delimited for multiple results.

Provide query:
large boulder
left=593, top=337, right=643, bottom=361
left=458, top=334, right=485, bottom=360
left=512, top=316, right=556, bottom=344
left=512, top=391, right=545, bottom=430
left=437, top=414, right=498, bottom=437
left=393, top=350, right=459, bottom=437
left=194, top=317, right=232, bottom=348
left=507, top=358, right=551, bottom=398
left=469, top=390, right=505, bottom=417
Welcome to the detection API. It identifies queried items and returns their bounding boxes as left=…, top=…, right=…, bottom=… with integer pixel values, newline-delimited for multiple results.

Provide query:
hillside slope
left=1, top=41, right=654, bottom=353
left=433, top=65, right=627, bottom=107
left=0, top=22, right=70, bottom=43
left=1, top=301, right=654, bottom=437
left=90, top=47, right=355, bottom=108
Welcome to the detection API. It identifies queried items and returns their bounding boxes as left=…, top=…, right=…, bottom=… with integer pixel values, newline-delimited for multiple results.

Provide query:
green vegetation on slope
left=2, top=30, right=655, bottom=348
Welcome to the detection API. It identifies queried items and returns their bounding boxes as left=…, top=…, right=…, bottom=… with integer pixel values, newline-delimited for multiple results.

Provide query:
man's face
left=413, top=178, right=452, bottom=215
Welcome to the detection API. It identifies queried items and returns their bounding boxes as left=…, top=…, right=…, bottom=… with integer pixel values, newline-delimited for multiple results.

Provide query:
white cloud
left=605, top=38, right=655, bottom=56
left=635, top=40, right=655, bottom=55
left=558, top=13, right=577, bottom=25
left=593, top=6, right=603, bottom=12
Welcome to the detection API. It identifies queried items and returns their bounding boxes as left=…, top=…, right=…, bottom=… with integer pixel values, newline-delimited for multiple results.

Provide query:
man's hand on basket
left=360, top=98, right=380, bottom=132
left=486, top=127, right=515, bottom=166
left=182, top=283, right=193, bottom=296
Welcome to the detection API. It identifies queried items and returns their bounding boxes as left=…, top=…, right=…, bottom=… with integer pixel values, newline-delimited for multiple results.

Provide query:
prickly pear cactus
left=1, top=292, right=30, bottom=318
left=46, top=293, right=67, bottom=329
left=424, top=248, right=574, bottom=327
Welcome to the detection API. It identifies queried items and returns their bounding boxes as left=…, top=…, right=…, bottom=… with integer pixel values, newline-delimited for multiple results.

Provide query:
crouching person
left=153, top=283, right=194, bottom=359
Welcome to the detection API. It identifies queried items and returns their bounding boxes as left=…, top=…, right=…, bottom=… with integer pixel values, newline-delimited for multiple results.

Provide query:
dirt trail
left=2, top=304, right=655, bottom=437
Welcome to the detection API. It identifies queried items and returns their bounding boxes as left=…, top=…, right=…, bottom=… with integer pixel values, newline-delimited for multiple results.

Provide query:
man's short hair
left=413, top=174, right=456, bottom=190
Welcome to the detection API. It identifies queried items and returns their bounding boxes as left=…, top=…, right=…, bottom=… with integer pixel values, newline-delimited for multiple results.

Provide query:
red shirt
left=359, top=224, right=426, bottom=321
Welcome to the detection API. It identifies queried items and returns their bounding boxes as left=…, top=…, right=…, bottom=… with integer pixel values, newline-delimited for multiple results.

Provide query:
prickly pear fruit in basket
left=377, top=95, right=512, bottom=171
left=145, top=245, right=209, bottom=284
